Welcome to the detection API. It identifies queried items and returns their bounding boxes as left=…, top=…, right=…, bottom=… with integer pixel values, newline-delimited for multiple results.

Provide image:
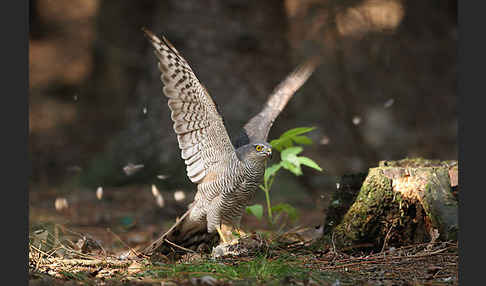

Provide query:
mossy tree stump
left=324, top=158, right=458, bottom=250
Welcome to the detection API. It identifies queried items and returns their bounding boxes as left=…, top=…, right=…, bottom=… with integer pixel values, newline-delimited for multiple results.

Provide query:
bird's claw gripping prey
left=140, top=27, right=319, bottom=256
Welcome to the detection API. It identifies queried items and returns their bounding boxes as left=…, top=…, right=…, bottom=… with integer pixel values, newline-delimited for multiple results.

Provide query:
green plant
left=246, top=127, right=323, bottom=227
left=141, top=254, right=319, bottom=283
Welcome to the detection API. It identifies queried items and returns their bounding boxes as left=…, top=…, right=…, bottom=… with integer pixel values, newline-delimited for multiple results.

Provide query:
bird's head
left=252, top=142, right=272, bottom=159
left=236, top=141, right=272, bottom=162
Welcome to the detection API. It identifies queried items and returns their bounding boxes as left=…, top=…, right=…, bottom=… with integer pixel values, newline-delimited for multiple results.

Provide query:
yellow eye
left=255, top=145, right=263, bottom=152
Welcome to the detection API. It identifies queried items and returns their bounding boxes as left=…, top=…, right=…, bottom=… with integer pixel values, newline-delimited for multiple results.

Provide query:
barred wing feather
left=143, top=28, right=235, bottom=184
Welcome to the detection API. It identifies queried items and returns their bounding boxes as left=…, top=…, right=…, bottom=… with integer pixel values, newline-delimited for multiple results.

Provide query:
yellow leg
left=216, top=225, right=228, bottom=244
left=234, top=227, right=246, bottom=237
left=217, top=223, right=241, bottom=244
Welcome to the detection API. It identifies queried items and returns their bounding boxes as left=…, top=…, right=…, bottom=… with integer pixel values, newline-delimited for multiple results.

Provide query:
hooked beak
left=266, top=147, right=272, bottom=159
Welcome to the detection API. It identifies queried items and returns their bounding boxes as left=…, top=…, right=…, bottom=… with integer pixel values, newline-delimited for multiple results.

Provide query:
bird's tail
left=142, top=209, right=219, bottom=256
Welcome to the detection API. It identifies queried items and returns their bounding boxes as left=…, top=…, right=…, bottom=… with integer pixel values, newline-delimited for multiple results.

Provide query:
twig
left=50, top=258, right=131, bottom=267
left=30, top=243, right=52, bottom=258
left=331, top=232, right=337, bottom=254
left=381, top=225, right=394, bottom=253
left=106, top=228, right=143, bottom=258
left=29, top=243, right=51, bottom=270
left=164, top=238, right=196, bottom=254
left=340, top=243, right=374, bottom=252
left=142, top=206, right=194, bottom=254
left=318, top=245, right=456, bottom=271
left=46, top=226, right=98, bottom=259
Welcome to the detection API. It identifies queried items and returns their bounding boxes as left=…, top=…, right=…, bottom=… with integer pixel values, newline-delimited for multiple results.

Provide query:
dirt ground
left=29, top=185, right=458, bottom=285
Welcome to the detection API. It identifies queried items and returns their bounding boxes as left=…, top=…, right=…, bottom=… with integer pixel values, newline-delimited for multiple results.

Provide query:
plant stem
left=264, top=173, right=278, bottom=226
left=264, top=187, right=273, bottom=224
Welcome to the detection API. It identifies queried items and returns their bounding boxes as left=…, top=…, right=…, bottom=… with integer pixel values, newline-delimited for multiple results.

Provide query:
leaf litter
left=29, top=186, right=458, bottom=285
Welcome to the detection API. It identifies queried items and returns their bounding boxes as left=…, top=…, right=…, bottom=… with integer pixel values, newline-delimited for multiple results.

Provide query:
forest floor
left=29, top=185, right=458, bottom=285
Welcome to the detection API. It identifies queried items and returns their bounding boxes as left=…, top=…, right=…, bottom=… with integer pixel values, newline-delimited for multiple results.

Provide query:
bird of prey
left=141, top=28, right=319, bottom=255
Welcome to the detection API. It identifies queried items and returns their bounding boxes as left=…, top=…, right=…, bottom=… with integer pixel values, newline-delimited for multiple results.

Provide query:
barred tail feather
left=142, top=210, right=218, bottom=256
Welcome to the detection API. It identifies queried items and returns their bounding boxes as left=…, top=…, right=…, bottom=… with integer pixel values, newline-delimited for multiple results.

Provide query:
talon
left=235, top=228, right=246, bottom=237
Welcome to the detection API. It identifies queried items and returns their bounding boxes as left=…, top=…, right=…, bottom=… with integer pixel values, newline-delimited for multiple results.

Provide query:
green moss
left=379, top=158, right=443, bottom=168
left=332, top=168, right=395, bottom=246
left=327, top=158, right=458, bottom=249
left=332, top=167, right=435, bottom=248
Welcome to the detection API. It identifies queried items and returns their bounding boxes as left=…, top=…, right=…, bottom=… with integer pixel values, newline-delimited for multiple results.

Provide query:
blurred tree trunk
left=78, top=0, right=157, bottom=156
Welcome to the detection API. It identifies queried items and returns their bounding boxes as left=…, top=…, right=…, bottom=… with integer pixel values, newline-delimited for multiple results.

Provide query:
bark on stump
left=324, top=158, right=458, bottom=250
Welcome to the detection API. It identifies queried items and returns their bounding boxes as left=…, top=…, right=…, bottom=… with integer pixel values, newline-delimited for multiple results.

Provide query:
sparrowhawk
left=141, top=28, right=318, bottom=255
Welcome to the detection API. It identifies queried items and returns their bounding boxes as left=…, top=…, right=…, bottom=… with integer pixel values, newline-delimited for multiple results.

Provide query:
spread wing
left=235, top=56, right=320, bottom=147
left=143, top=28, right=235, bottom=184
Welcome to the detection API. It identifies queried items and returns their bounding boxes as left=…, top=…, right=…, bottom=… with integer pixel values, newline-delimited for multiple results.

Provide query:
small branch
left=164, top=238, right=196, bottom=253
left=107, top=228, right=142, bottom=258
left=142, top=206, right=194, bottom=255
left=48, top=258, right=131, bottom=267
left=381, top=225, right=394, bottom=253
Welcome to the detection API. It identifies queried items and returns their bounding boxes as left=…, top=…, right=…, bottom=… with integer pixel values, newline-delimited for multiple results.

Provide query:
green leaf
left=281, top=147, right=303, bottom=175
left=281, top=146, right=303, bottom=161
left=269, top=137, right=292, bottom=152
left=271, top=203, right=299, bottom=222
left=264, top=163, right=282, bottom=184
left=298, top=156, right=323, bottom=172
left=284, top=154, right=300, bottom=168
left=270, top=127, right=316, bottom=152
left=280, top=127, right=316, bottom=139
left=246, top=204, right=263, bottom=220
left=292, top=135, right=313, bottom=145
left=281, top=160, right=302, bottom=176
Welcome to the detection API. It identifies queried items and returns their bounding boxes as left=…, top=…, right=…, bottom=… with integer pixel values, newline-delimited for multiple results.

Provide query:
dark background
left=28, top=0, right=457, bottom=242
